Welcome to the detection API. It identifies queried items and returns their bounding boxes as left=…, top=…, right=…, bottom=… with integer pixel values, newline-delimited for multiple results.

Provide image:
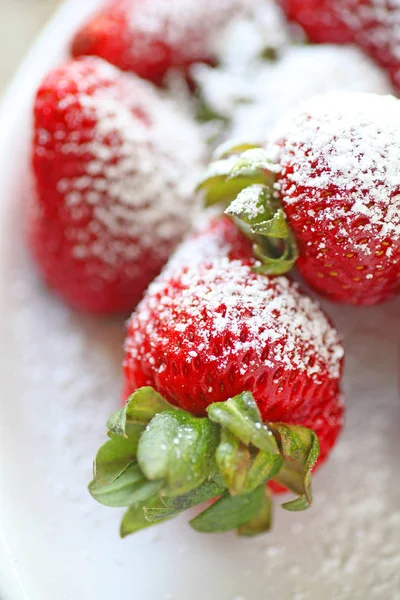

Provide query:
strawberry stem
left=89, top=387, right=320, bottom=537
left=196, top=143, right=298, bottom=275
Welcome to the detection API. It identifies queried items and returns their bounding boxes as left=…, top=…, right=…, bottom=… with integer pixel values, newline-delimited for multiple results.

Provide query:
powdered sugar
left=269, top=92, right=400, bottom=249
left=127, top=0, right=254, bottom=60
left=131, top=231, right=344, bottom=380
left=210, top=0, right=293, bottom=70
left=228, top=185, right=266, bottom=219
left=194, top=42, right=393, bottom=141
left=162, top=212, right=232, bottom=273
left=44, top=58, right=205, bottom=272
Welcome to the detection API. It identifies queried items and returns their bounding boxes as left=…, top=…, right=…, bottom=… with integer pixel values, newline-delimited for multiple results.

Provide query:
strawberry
left=71, top=0, right=249, bottom=85
left=279, top=0, right=353, bottom=44
left=29, top=56, right=204, bottom=314
left=280, top=0, right=400, bottom=91
left=199, top=92, right=400, bottom=305
left=89, top=215, right=344, bottom=537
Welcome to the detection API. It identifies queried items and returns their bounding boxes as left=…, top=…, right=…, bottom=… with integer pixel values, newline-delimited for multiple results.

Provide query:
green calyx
left=89, top=387, right=320, bottom=538
left=196, top=143, right=298, bottom=275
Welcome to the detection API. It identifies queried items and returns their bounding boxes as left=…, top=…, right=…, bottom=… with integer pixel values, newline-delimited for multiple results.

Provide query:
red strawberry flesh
left=124, top=215, right=345, bottom=467
left=30, top=57, right=204, bottom=313
left=269, top=92, right=400, bottom=305
left=71, top=0, right=248, bottom=84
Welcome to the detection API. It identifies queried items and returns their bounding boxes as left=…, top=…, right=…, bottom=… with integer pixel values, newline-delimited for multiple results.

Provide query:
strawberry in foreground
left=280, top=0, right=400, bottom=90
left=71, top=0, right=249, bottom=85
left=199, top=92, right=400, bottom=305
left=89, top=215, right=344, bottom=536
left=29, top=57, right=204, bottom=314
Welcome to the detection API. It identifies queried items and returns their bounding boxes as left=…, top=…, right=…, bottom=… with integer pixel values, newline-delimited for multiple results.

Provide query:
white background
left=0, top=0, right=62, bottom=92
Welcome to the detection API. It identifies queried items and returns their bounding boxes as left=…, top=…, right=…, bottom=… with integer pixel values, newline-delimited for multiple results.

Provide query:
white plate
left=1, top=2, right=400, bottom=599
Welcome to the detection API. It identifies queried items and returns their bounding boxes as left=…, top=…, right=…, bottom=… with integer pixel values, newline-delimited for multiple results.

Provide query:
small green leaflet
left=190, top=485, right=268, bottom=534
left=120, top=478, right=225, bottom=538
left=269, top=422, right=320, bottom=511
left=216, top=428, right=251, bottom=495
left=207, top=391, right=279, bottom=454
left=216, top=427, right=282, bottom=495
left=137, top=410, right=220, bottom=497
left=196, top=143, right=298, bottom=276
left=145, top=478, right=225, bottom=524
left=89, top=462, right=163, bottom=508
left=107, top=387, right=175, bottom=438
left=238, top=487, right=273, bottom=536
left=120, top=497, right=168, bottom=538
left=93, top=434, right=142, bottom=485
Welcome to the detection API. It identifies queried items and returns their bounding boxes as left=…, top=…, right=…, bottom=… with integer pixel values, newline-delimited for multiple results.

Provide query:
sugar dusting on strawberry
left=72, top=0, right=253, bottom=84
left=124, top=215, right=344, bottom=451
left=338, top=1, right=400, bottom=88
left=30, top=57, right=205, bottom=313
left=127, top=229, right=343, bottom=385
left=270, top=92, right=400, bottom=304
left=127, top=0, right=248, bottom=51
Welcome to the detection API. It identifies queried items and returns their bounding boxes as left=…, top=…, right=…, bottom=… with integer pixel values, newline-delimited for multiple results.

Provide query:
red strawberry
left=30, top=57, right=204, bottom=314
left=280, top=0, right=400, bottom=90
left=279, top=0, right=353, bottom=44
left=89, top=214, right=344, bottom=537
left=71, top=0, right=248, bottom=85
left=270, top=92, right=400, bottom=305
left=200, top=93, right=400, bottom=305
left=124, top=214, right=344, bottom=457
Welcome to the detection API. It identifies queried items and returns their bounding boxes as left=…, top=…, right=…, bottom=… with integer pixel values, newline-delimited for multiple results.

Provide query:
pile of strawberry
left=27, top=0, right=400, bottom=537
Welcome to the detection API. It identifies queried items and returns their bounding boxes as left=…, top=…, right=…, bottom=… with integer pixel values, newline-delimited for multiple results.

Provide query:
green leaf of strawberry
left=228, top=148, right=275, bottom=180
left=269, top=423, right=320, bottom=511
left=93, top=435, right=140, bottom=485
left=215, top=429, right=252, bottom=495
left=226, top=184, right=277, bottom=228
left=238, top=487, right=273, bottom=537
left=251, top=209, right=289, bottom=239
left=243, top=448, right=282, bottom=495
left=253, top=235, right=298, bottom=276
left=197, top=144, right=298, bottom=275
left=89, top=388, right=320, bottom=538
left=197, top=158, right=267, bottom=208
left=120, top=477, right=226, bottom=538
left=89, top=462, right=163, bottom=507
left=207, top=391, right=279, bottom=454
left=145, top=478, right=225, bottom=524
left=107, top=387, right=174, bottom=438
left=190, top=485, right=269, bottom=534
left=214, top=141, right=263, bottom=160
left=209, top=393, right=283, bottom=495
left=120, top=497, right=168, bottom=538
left=137, top=410, right=220, bottom=497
